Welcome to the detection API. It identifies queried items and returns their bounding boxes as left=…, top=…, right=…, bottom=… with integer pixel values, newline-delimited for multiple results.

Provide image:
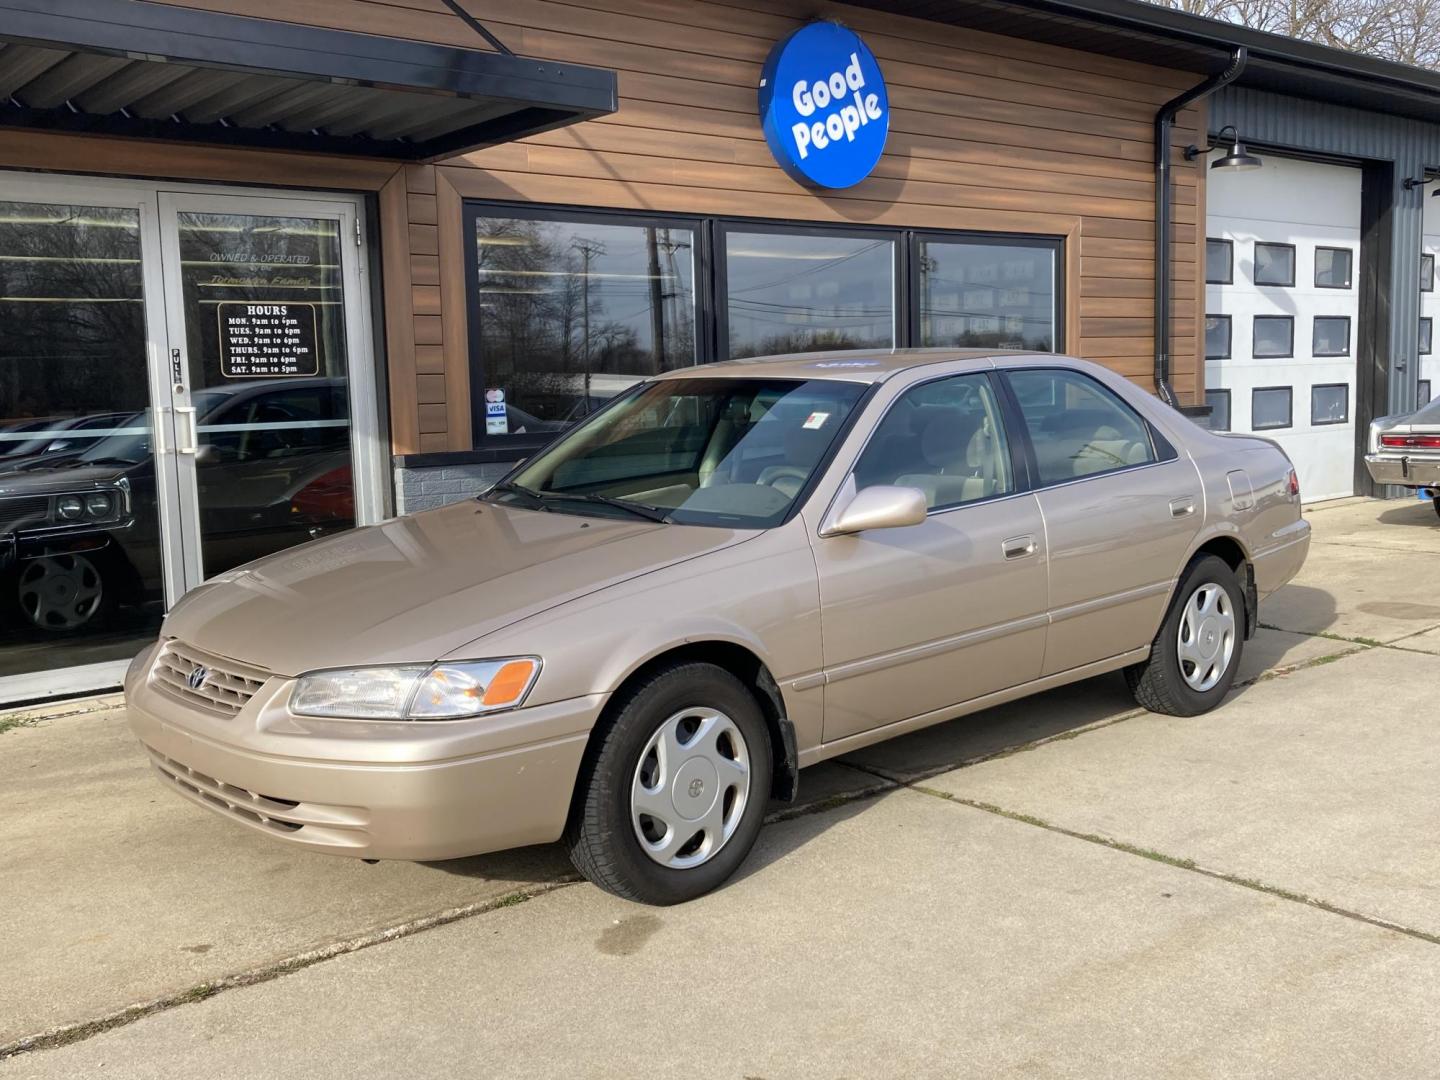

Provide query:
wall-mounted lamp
left=1402, top=176, right=1440, bottom=194
left=1183, top=125, right=1263, bottom=171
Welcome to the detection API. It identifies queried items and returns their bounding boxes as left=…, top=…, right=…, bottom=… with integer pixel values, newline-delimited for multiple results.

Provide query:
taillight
left=1286, top=469, right=1300, bottom=498
left=1380, top=434, right=1440, bottom=449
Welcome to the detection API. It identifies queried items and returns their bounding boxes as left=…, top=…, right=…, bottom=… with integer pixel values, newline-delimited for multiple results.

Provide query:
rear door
left=808, top=368, right=1049, bottom=743
left=999, top=364, right=1202, bottom=677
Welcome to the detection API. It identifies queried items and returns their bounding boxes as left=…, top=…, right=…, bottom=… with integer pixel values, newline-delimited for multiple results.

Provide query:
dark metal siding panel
left=1212, top=86, right=1440, bottom=416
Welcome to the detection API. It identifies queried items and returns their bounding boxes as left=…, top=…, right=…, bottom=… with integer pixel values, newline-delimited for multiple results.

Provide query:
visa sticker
left=803, top=412, right=830, bottom=430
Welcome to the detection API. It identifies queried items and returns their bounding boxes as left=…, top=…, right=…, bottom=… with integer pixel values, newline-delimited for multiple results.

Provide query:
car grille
left=151, top=640, right=270, bottom=716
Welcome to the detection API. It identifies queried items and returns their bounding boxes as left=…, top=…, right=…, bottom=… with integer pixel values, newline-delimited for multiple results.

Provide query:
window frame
left=715, top=218, right=905, bottom=363
left=1423, top=253, right=1435, bottom=293
left=1205, top=388, right=1231, bottom=432
left=1309, top=382, right=1349, bottom=426
left=1419, top=379, right=1433, bottom=406
left=1421, top=317, right=1433, bottom=356
left=1314, top=246, right=1353, bottom=290
left=1311, top=315, right=1351, bottom=358
left=1205, top=314, right=1232, bottom=360
left=460, top=202, right=1071, bottom=455
left=1253, top=315, right=1295, bottom=359
left=460, top=201, right=711, bottom=458
left=908, top=230, right=1065, bottom=354
left=842, top=368, right=1030, bottom=516
left=1251, top=386, right=1294, bottom=430
left=1205, top=237, right=1233, bottom=285
left=998, top=366, right=1170, bottom=492
left=1253, top=242, right=1297, bottom=287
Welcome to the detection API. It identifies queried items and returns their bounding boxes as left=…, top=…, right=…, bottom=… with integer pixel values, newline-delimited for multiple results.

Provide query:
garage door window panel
left=1314, top=247, right=1353, bottom=289
left=1205, top=315, right=1232, bottom=360
left=1312, top=316, right=1350, bottom=357
left=1310, top=383, right=1348, bottom=426
left=1205, top=238, right=1233, bottom=285
left=1420, top=380, right=1433, bottom=405
left=1423, top=254, right=1435, bottom=293
left=1254, top=243, right=1296, bottom=287
left=1421, top=318, right=1433, bottom=356
left=1252, top=387, right=1293, bottom=430
left=1253, top=316, right=1294, bottom=359
left=1006, top=368, right=1158, bottom=486
left=1205, top=389, right=1231, bottom=432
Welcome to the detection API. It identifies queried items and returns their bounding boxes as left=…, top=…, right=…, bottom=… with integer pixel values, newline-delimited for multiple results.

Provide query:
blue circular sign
left=758, top=22, right=889, bottom=190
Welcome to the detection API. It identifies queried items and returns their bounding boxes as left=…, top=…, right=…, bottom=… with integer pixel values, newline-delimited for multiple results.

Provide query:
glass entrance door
left=0, top=176, right=381, bottom=701
left=156, top=194, right=378, bottom=585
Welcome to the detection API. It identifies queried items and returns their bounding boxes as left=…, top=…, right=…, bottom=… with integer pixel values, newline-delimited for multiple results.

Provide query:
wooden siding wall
left=65, top=0, right=1209, bottom=455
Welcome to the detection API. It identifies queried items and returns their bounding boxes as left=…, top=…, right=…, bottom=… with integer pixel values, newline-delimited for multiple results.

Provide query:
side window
left=853, top=373, right=1014, bottom=511
left=1007, top=368, right=1157, bottom=486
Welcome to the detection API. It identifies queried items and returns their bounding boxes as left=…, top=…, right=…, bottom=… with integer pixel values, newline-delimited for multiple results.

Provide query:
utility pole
left=646, top=228, right=665, bottom=368
left=572, top=237, right=605, bottom=406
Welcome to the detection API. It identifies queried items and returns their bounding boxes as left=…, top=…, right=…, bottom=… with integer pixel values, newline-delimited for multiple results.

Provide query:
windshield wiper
left=487, top=480, right=551, bottom=510
left=544, top=491, right=670, bottom=523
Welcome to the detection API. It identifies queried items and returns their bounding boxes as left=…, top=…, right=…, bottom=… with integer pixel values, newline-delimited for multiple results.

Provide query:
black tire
left=566, top=661, right=773, bottom=905
left=8, top=550, right=118, bottom=635
left=1431, top=495, right=1440, bottom=520
left=1125, top=554, right=1245, bottom=717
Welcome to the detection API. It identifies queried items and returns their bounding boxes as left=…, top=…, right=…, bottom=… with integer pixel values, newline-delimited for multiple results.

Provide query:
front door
left=0, top=175, right=381, bottom=701
left=156, top=192, right=381, bottom=586
left=809, top=369, right=1049, bottom=743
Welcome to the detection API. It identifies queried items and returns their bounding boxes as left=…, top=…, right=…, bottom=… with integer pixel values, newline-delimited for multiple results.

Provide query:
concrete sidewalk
left=5, top=496, right=1440, bottom=1076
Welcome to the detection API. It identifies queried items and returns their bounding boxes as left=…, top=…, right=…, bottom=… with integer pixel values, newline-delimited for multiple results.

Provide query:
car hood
left=0, top=462, right=130, bottom=495
left=162, top=498, right=755, bottom=676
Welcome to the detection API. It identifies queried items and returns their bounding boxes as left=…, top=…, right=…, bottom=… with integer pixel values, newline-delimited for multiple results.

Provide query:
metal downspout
left=1154, top=47, right=1247, bottom=407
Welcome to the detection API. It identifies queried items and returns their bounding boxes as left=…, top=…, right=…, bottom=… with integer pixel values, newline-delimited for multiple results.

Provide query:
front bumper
left=1364, top=453, right=1440, bottom=488
left=124, top=643, right=603, bottom=861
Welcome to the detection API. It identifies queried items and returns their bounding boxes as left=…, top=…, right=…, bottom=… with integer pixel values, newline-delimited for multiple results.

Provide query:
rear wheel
left=566, top=662, right=772, bottom=905
left=1126, top=554, right=1244, bottom=717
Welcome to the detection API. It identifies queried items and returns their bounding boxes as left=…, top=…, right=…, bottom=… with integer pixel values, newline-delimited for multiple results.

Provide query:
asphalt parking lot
left=3, top=496, right=1439, bottom=1078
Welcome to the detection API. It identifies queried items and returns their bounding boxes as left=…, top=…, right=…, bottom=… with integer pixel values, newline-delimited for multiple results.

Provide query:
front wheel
left=1126, top=554, right=1245, bottom=717
left=566, top=662, right=772, bottom=905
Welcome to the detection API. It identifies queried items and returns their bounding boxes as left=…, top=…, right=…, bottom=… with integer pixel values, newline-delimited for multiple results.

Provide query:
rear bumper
left=1365, top=453, right=1440, bottom=488
left=125, top=644, right=602, bottom=862
left=1252, top=519, right=1310, bottom=599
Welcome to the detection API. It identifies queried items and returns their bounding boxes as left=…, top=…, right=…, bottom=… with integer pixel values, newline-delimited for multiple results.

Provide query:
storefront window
left=467, top=212, right=697, bottom=442
left=723, top=229, right=894, bottom=358
left=917, top=238, right=1058, bottom=351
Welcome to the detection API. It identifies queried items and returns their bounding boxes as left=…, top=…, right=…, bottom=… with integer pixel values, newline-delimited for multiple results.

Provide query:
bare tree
left=1145, top=0, right=1440, bottom=69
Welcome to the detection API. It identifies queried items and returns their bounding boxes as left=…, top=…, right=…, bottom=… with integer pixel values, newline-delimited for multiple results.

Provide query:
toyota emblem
left=186, top=665, right=209, bottom=692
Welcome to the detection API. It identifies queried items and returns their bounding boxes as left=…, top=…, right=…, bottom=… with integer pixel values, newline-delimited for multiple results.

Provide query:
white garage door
left=1420, top=196, right=1440, bottom=408
left=1203, top=154, right=1362, bottom=503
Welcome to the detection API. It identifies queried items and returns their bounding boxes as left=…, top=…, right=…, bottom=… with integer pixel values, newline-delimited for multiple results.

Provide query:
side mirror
left=193, top=443, right=221, bottom=467
left=821, top=484, right=928, bottom=537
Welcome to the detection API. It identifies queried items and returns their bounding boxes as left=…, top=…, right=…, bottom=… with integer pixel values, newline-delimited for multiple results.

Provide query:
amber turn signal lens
left=482, top=659, right=540, bottom=706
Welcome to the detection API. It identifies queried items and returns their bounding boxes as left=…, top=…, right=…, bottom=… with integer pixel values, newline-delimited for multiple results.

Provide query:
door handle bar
left=176, top=406, right=198, bottom=455
left=1169, top=496, right=1196, bottom=518
left=152, top=406, right=167, bottom=455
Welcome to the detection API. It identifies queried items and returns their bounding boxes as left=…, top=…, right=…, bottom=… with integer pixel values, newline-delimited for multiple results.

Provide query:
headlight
left=57, top=495, right=84, bottom=520
left=85, top=492, right=113, bottom=518
left=290, top=658, right=541, bottom=720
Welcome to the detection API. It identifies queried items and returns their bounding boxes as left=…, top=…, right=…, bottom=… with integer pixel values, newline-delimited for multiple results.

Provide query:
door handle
left=1002, top=534, right=1036, bottom=560
left=1169, top=496, right=1196, bottom=518
left=176, top=406, right=197, bottom=455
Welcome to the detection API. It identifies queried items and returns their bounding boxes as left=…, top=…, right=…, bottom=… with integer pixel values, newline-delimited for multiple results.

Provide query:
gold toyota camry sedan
left=125, top=350, right=1310, bottom=904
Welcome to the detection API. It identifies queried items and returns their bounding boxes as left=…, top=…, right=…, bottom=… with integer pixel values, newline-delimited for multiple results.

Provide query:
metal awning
left=0, top=0, right=618, bottom=161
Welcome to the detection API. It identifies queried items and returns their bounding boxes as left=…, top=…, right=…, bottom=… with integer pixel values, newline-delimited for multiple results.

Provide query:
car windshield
left=1413, top=396, right=1440, bottom=425
left=497, top=377, right=867, bottom=528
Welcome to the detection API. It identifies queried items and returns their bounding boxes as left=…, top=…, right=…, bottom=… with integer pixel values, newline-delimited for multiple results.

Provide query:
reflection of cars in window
left=0, top=378, right=353, bottom=634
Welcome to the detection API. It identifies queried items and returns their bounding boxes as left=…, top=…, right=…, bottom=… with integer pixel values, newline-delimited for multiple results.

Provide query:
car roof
left=647, top=348, right=1045, bottom=385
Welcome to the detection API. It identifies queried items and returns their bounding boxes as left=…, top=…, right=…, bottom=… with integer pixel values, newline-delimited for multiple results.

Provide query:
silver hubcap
left=1177, top=582, right=1235, bottom=693
left=630, top=707, right=751, bottom=869
left=17, top=554, right=104, bottom=631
